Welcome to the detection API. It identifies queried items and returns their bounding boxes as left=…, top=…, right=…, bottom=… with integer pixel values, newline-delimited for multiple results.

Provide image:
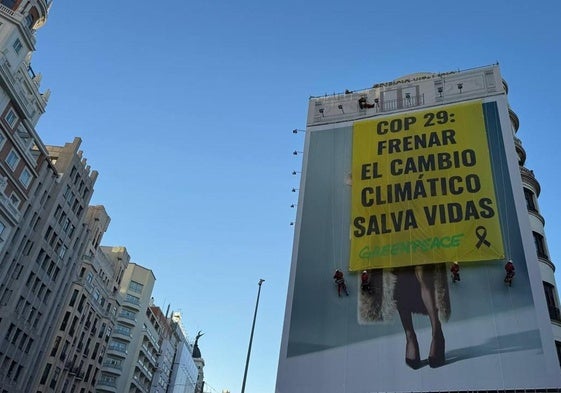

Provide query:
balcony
left=123, top=297, right=141, bottom=311
left=143, top=328, right=160, bottom=352
left=136, top=359, right=154, bottom=380
left=131, top=374, right=149, bottom=393
left=117, top=311, right=136, bottom=326
left=102, top=361, right=122, bottom=374
left=140, top=344, right=158, bottom=365
left=112, top=327, right=132, bottom=342
left=106, top=345, right=127, bottom=359
left=0, top=3, right=15, bottom=16
left=519, top=166, right=541, bottom=195
left=97, top=379, right=118, bottom=393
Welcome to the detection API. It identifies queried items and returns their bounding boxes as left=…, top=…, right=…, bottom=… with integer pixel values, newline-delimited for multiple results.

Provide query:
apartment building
left=0, top=137, right=97, bottom=392
left=36, top=206, right=129, bottom=393
left=97, top=263, right=156, bottom=393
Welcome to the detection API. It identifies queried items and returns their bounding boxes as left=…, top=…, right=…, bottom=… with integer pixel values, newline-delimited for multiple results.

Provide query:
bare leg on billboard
left=415, top=265, right=445, bottom=368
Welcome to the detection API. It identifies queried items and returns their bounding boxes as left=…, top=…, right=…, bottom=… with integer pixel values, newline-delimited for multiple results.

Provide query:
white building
left=277, top=64, right=561, bottom=393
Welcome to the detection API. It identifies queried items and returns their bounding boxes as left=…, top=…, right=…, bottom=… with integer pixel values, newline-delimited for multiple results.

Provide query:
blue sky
left=31, top=0, right=561, bottom=392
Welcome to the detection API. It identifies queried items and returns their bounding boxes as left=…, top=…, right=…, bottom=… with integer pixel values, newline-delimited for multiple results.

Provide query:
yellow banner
left=350, top=101, right=504, bottom=270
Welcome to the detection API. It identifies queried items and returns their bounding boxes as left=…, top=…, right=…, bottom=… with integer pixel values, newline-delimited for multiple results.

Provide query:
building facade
left=0, top=136, right=97, bottom=392
left=168, top=312, right=199, bottom=393
left=277, top=64, right=561, bottom=392
left=0, top=3, right=208, bottom=392
left=37, top=217, right=129, bottom=393
left=97, top=262, right=156, bottom=393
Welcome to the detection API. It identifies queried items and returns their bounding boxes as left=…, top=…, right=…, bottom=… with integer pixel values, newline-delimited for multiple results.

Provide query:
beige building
left=96, top=263, right=156, bottom=393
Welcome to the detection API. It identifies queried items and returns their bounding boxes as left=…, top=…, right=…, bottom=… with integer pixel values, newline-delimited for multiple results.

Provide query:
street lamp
left=241, top=279, right=265, bottom=393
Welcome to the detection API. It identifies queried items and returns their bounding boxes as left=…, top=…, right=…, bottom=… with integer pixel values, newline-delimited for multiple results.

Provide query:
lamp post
left=241, top=279, right=265, bottom=393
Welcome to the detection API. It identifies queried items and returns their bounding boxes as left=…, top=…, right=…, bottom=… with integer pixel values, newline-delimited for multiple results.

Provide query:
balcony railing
left=107, top=345, right=127, bottom=354
left=113, top=326, right=132, bottom=338
left=102, top=361, right=122, bottom=371
left=0, top=3, right=15, bottom=16
left=118, top=312, right=136, bottom=322
left=97, top=379, right=117, bottom=388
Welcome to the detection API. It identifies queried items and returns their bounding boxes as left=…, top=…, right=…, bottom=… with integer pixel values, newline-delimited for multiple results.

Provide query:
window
left=114, top=325, right=131, bottom=336
left=53, top=210, right=61, bottom=226
left=524, top=188, right=537, bottom=212
left=544, top=282, right=560, bottom=321
left=5, top=109, right=17, bottom=127
left=24, top=337, right=33, bottom=353
left=40, top=363, right=51, bottom=385
left=44, top=226, right=53, bottom=241
left=125, top=293, right=140, bottom=305
left=62, top=184, right=71, bottom=198
left=128, top=280, right=144, bottom=294
left=5, top=323, right=14, bottom=339
left=58, top=245, right=67, bottom=260
left=49, top=367, right=60, bottom=389
left=60, top=312, right=70, bottom=331
left=12, top=38, right=22, bottom=54
left=0, top=133, right=5, bottom=149
left=58, top=211, right=66, bottom=224
left=62, top=218, right=71, bottom=232
left=108, top=341, right=127, bottom=353
left=6, top=150, right=20, bottom=170
left=19, top=168, right=32, bottom=188
left=69, top=289, right=78, bottom=307
left=9, top=193, right=20, bottom=207
left=25, top=14, right=34, bottom=29
left=533, top=231, right=548, bottom=259
left=25, top=7, right=39, bottom=29
left=50, top=336, right=61, bottom=357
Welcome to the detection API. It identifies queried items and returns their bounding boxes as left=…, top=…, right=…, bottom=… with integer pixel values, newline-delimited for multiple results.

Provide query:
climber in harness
left=450, top=261, right=460, bottom=283
left=361, top=270, right=372, bottom=293
left=504, top=259, right=515, bottom=286
left=333, top=269, right=349, bottom=297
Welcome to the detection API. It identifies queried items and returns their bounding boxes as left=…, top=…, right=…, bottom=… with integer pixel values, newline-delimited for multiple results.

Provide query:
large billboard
left=277, top=96, right=561, bottom=392
left=351, top=101, right=504, bottom=270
